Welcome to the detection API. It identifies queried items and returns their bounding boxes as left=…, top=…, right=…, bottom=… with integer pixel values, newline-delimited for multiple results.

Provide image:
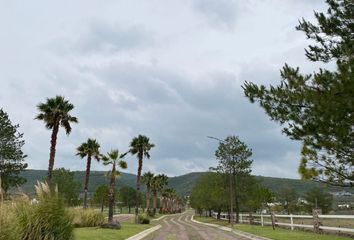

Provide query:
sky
left=0, top=0, right=327, bottom=178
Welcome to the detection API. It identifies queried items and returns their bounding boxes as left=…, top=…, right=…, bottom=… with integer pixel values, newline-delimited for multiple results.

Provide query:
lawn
left=74, top=222, right=152, bottom=240
left=194, top=216, right=353, bottom=240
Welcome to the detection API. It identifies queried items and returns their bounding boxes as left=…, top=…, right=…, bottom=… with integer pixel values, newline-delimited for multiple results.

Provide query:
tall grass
left=70, top=208, right=105, bottom=227
left=0, top=181, right=74, bottom=240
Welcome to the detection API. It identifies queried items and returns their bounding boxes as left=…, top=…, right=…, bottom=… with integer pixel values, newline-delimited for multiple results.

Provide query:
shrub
left=138, top=213, right=150, bottom=224
left=15, top=182, right=74, bottom=240
left=70, top=208, right=105, bottom=227
left=0, top=202, right=20, bottom=240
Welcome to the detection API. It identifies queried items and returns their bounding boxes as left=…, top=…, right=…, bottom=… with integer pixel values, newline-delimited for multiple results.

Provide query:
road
left=142, top=211, right=252, bottom=240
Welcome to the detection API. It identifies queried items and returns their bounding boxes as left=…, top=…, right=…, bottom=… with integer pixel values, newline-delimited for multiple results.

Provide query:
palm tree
left=76, top=139, right=101, bottom=209
left=102, top=149, right=128, bottom=225
left=35, top=96, right=78, bottom=182
left=129, top=134, right=154, bottom=220
left=151, top=174, right=168, bottom=216
left=141, top=171, right=154, bottom=215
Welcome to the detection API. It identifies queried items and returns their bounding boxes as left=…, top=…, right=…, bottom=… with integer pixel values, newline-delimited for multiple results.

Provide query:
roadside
left=194, top=216, right=353, bottom=240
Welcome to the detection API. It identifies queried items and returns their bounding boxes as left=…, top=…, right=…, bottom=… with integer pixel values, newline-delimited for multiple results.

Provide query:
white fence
left=211, top=211, right=354, bottom=234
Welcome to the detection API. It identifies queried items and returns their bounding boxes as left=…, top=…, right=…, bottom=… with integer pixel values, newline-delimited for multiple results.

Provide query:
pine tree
left=243, top=0, right=354, bottom=186
left=0, top=109, right=27, bottom=194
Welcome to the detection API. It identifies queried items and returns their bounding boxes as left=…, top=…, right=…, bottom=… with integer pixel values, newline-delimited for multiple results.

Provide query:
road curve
left=142, top=211, right=250, bottom=240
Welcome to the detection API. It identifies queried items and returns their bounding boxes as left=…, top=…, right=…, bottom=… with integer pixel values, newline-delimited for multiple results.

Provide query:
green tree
left=52, top=168, right=81, bottom=206
left=304, top=187, right=333, bottom=214
left=102, top=149, right=128, bottom=224
left=76, top=139, right=101, bottom=209
left=35, top=96, right=78, bottom=182
left=129, top=134, right=155, bottom=221
left=212, top=135, right=253, bottom=224
left=0, top=109, right=27, bottom=195
left=119, top=186, right=142, bottom=214
left=243, top=0, right=354, bottom=186
left=277, top=186, right=299, bottom=214
left=92, top=185, right=109, bottom=212
left=141, top=171, right=154, bottom=214
left=151, top=174, right=168, bottom=215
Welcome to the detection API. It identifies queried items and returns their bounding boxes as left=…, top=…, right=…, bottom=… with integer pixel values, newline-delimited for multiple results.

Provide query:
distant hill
left=17, top=170, right=349, bottom=196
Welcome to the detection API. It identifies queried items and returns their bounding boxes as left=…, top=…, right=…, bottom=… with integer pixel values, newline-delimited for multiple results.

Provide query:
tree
left=76, top=139, right=101, bottom=209
left=304, top=187, right=333, bottom=214
left=212, top=135, right=253, bottom=224
left=151, top=174, right=168, bottom=215
left=129, top=134, right=155, bottom=221
left=0, top=109, right=27, bottom=195
left=52, top=168, right=81, bottom=206
left=119, top=186, right=143, bottom=214
left=92, top=185, right=109, bottom=212
left=102, top=149, right=128, bottom=225
left=35, top=96, right=78, bottom=182
left=141, top=171, right=154, bottom=214
left=243, top=0, right=354, bottom=186
left=277, top=186, right=299, bottom=214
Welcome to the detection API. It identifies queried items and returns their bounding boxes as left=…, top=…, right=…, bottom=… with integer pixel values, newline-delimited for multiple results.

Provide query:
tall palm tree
left=35, top=96, right=78, bottom=182
left=151, top=174, right=168, bottom=216
left=76, top=138, right=101, bottom=209
left=129, top=134, right=154, bottom=220
left=102, top=149, right=128, bottom=225
left=141, top=171, right=154, bottom=215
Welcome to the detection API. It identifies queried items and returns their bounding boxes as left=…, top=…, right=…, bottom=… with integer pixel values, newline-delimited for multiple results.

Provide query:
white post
left=240, top=213, right=243, bottom=223
left=290, top=214, right=294, bottom=230
left=261, top=214, right=264, bottom=227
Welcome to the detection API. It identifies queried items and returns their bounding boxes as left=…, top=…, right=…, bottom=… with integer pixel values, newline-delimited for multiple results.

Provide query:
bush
left=0, top=202, right=20, bottom=240
left=70, top=208, right=105, bottom=227
left=138, top=213, right=150, bottom=224
left=16, top=182, right=74, bottom=240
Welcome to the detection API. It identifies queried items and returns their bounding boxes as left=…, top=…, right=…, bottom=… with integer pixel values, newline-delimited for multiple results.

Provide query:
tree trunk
left=229, top=170, right=234, bottom=226
left=135, top=152, right=143, bottom=222
left=47, top=122, right=59, bottom=183
left=217, top=209, right=221, bottom=219
left=235, top=195, right=240, bottom=223
left=153, top=191, right=157, bottom=216
left=108, top=164, right=116, bottom=224
left=100, top=196, right=104, bottom=213
left=128, top=205, right=131, bottom=214
left=83, top=154, right=92, bottom=209
left=146, top=187, right=150, bottom=214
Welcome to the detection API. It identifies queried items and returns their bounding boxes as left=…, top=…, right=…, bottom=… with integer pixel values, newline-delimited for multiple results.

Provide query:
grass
left=74, top=222, right=152, bottom=240
left=194, top=216, right=353, bottom=240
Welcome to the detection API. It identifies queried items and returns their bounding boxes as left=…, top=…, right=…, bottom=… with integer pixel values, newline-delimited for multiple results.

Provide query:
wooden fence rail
left=211, top=211, right=354, bottom=234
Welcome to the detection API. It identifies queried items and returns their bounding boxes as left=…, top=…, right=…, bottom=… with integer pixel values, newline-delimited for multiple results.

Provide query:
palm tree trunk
left=83, top=154, right=92, bottom=209
left=146, top=187, right=150, bottom=214
left=135, top=153, right=143, bottom=222
left=153, top=191, right=157, bottom=216
left=47, top=122, right=59, bottom=182
left=108, top=164, right=116, bottom=224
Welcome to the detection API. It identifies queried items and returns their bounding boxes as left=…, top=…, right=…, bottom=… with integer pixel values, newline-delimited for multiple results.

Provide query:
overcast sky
left=0, top=0, right=327, bottom=178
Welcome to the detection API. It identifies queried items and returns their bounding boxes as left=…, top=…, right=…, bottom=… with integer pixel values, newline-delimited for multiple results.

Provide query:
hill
left=17, top=170, right=350, bottom=196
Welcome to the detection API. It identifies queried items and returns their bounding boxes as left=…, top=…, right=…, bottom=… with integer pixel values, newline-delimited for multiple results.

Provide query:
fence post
left=290, top=214, right=294, bottom=230
left=261, top=214, right=264, bottom=227
left=312, top=208, right=322, bottom=233
left=240, top=213, right=243, bottom=223
left=271, top=212, right=276, bottom=230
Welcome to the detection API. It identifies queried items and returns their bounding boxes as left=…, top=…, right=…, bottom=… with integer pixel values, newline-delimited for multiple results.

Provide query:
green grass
left=74, top=222, right=152, bottom=240
left=194, top=217, right=353, bottom=240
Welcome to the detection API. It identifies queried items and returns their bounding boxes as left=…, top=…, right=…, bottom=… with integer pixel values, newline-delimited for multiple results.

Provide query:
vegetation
left=0, top=108, right=27, bottom=195
left=70, top=208, right=105, bottom=227
left=129, top=134, right=155, bottom=221
left=277, top=186, right=299, bottom=214
left=195, top=216, right=353, bottom=240
left=91, top=185, right=109, bottom=212
left=141, top=171, right=154, bottom=214
left=210, top=135, right=253, bottom=223
left=119, top=186, right=142, bottom=214
left=102, top=149, right=128, bottom=225
left=152, top=174, right=168, bottom=215
left=243, top=0, right=354, bottom=186
left=304, top=187, right=333, bottom=214
left=52, top=168, right=81, bottom=206
left=76, top=138, right=101, bottom=209
left=74, top=222, right=152, bottom=240
left=35, top=96, right=78, bottom=182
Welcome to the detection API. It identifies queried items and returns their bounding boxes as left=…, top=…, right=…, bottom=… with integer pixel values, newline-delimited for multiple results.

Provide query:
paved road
left=142, top=211, right=250, bottom=240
